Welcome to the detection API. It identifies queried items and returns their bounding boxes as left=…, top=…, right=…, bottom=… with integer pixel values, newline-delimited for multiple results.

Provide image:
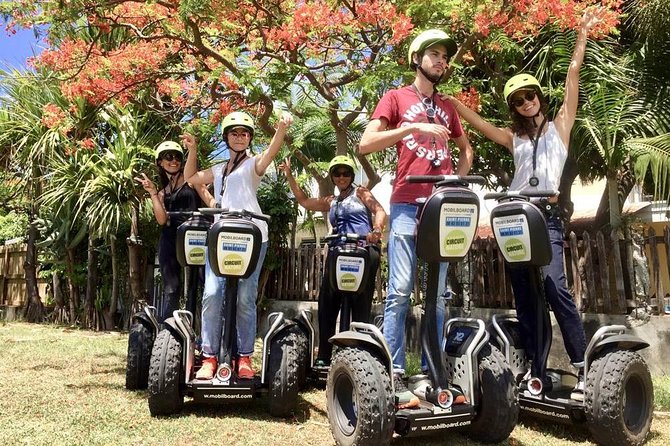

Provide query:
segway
left=486, top=190, right=654, bottom=446
left=125, top=211, right=209, bottom=390
left=326, top=175, right=518, bottom=445
left=147, top=208, right=303, bottom=417
left=293, top=233, right=376, bottom=387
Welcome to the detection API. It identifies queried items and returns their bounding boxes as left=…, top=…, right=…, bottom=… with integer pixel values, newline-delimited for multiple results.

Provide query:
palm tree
left=39, top=150, right=96, bottom=324
left=78, top=105, right=159, bottom=326
left=0, top=69, right=71, bottom=321
left=530, top=33, right=670, bottom=230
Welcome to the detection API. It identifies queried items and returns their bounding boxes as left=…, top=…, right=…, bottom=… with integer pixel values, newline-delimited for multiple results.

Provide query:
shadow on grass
left=393, top=430, right=527, bottom=446
left=517, top=412, right=591, bottom=441
left=154, top=394, right=320, bottom=426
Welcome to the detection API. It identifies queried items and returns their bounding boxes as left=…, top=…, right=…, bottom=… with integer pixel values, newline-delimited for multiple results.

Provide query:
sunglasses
left=332, top=170, right=354, bottom=178
left=161, top=152, right=183, bottom=162
left=422, top=97, right=436, bottom=119
left=228, top=130, right=251, bottom=139
left=511, top=90, right=537, bottom=108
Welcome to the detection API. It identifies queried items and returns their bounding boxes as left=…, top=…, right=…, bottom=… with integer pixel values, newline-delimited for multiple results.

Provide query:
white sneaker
left=570, top=373, right=584, bottom=401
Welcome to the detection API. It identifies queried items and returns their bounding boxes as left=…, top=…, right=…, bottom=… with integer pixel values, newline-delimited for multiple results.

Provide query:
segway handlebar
left=406, top=174, right=486, bottom=185
left=323, top=233, right=368, bottom=243
left=484, top=189, right=558, bottom=201
left=166, top=210, right=203, bottom=218
left=197, top=207, right=271, bottom=222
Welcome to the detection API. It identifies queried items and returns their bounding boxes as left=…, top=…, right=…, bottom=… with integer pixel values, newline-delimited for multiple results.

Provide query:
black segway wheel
left=125, top=321, right=154, bottom=390
left=148, top=328, right=184, bottom=416
left=585, top=350, right=653, bottom=446
left=267, top=327, right=301, bottom=417
left=326, top=346, right=394, bottom=446
left=463, top=343, right=519, bottom=443
left=294, top=327, right=310, bottom=390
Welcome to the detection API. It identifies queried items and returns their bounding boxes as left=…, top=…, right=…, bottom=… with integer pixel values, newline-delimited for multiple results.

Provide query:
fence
left=267, top=226, right=670, bottom=315
left=0, top=243, right=48, bottom=308
left=3, top=227, right=669, bottom=316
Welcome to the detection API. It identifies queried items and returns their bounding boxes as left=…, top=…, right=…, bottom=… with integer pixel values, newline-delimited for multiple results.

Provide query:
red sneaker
left=195, top=356, right=217, bottom=380
left=237, top=356, right=254, bottom=380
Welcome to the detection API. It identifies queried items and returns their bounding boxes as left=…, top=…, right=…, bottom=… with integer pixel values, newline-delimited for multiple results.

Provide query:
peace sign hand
left=134, top=173, right=157, bottom=196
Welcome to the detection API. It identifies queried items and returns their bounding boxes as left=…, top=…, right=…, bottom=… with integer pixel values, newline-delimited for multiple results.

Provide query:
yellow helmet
left=155, top=141, right=183, bottom=161
left=503, top=74, right=542, bottom=105
left=328, top=155, right=356, bottom=175
left=407, top=29, right=457, bottom=69
left=221, top=111, right=255, bottom=137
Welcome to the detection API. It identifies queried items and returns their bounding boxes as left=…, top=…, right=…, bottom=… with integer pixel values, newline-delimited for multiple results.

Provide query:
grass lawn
left=1, top=321, right=668, bottom=446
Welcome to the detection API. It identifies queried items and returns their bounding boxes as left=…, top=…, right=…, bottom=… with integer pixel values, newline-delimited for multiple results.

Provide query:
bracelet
left=372, top=227, right=382, bottom=234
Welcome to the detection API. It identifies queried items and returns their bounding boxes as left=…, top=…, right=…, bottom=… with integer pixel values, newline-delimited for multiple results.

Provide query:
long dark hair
left=509, top=90, right=549, bottom=138
left=156, top=161, right=182, bottom=190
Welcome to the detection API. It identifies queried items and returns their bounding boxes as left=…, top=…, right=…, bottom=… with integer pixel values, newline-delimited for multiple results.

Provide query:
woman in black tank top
left=135, top=140, right=215, bottom=322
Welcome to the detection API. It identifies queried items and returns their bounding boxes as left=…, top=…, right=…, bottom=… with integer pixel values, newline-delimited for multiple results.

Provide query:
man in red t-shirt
left=359, top=29, right=473, bottom=409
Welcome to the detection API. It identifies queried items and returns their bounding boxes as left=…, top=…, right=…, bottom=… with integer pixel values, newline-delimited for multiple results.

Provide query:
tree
left=0, top=69, right=74, bottom=322
left=2, top=0, right=414, bottom=193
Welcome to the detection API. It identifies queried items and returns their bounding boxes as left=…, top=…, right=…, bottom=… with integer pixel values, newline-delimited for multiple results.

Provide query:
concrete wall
left=261, top=299, right=670, bottom=376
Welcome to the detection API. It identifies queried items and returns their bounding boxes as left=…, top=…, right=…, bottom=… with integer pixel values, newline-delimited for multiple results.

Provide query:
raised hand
left=277, top=111, right=293, bottom=130
left=134, top=173, right=157, bottom=196
left=277, top=158, right=292, bottom=176
left=180, top=133, right=197, bottom=152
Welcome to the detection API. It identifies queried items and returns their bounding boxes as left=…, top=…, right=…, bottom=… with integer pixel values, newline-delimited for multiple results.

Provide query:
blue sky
left=0, top=20, right=44, bottom=70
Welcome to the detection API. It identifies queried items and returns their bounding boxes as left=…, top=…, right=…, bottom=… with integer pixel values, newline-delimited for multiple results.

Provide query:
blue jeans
left=509, top=215, right=586, bottom=366
left=384, top=203, right=448, bottom=375
left=200, top=242, right=267, bottom=357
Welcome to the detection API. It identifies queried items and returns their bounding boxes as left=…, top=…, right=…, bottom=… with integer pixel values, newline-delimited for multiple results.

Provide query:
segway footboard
left=490, top=314, right=529, bottom=380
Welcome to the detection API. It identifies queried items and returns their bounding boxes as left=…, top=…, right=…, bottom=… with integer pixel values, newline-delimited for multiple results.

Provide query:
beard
left=419, top=64, right=443, bottom=84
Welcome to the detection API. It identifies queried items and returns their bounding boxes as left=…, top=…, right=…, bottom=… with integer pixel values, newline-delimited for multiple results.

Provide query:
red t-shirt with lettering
left=371, top=85, right=464, bottom=204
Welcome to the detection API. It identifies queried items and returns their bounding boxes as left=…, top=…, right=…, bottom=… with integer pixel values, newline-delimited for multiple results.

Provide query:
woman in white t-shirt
left=182, top=110, right=292, bottom=381
left=448, top=9, right=602, bottom=401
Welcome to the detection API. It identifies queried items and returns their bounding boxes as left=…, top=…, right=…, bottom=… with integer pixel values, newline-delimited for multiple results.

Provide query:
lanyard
left=220, top=152, right=248, bottom=197
left=528, top=117, right=547, bottom=187
left=411, top=85, right=443, bottom=168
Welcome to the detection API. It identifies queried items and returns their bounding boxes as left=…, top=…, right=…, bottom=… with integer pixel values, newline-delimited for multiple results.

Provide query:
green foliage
left=0, top=211, right=28, bottom=244
left=257, top=175, right=298, bottom=271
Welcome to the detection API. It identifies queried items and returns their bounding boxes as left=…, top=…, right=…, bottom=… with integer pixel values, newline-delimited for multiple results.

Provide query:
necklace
left=411, top=84, right=442, bottom=168
left=220, top=151, right=248, bottom=197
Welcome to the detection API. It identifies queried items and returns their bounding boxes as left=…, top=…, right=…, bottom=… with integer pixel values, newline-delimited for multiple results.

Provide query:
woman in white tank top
left=448, top=8, right=604, bottom=401
left=181, top=111, right=293, bottom=381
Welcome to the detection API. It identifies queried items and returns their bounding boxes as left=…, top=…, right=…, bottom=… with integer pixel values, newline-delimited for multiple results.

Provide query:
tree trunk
left=102, top=236, right=118, bottom=330
left=22, top=207, right=44, bottom=322
left=65, top=247, right=80, bottom=324
left=607, top=175, right=623, bottom=230
left=594, top=168, right=636, bottom=230
left=127, top=204, right=145, bottom=324
left=52, top=271, right=67, bottom=323
left=83, top=235, right=99, bottom=328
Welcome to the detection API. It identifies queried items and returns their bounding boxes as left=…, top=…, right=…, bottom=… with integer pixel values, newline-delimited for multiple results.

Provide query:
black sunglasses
left=511, top=90, right=537, bottom=107
left=161, top=152, right=183, bottom=162
left=422, top=97, right=436, bottom=119
left=332, top=169, right=353, bottom=178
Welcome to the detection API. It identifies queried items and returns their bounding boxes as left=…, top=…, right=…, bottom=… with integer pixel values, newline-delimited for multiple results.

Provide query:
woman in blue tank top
left=280, top=155, right=387, bottom=366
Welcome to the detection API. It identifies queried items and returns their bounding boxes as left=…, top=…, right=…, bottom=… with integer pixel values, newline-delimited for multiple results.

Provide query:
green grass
left=0, top=322, right=668, bottom=446
left=654, top=376, right=670, bottom=411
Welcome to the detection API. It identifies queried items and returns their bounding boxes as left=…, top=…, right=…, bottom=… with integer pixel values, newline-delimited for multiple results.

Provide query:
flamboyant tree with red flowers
left=1, top=1, right=620, bottom=176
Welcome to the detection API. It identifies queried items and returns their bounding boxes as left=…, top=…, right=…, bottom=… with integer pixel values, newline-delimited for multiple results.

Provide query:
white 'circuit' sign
left=184, top=230, right=207, bottom=266
left=216, top=232, right=254, bottom=276
left=335, top=256, right=365, bottom=293
left=439, top=203, right=478, bottom=258
left=492, top=214, right=532, bottom=263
